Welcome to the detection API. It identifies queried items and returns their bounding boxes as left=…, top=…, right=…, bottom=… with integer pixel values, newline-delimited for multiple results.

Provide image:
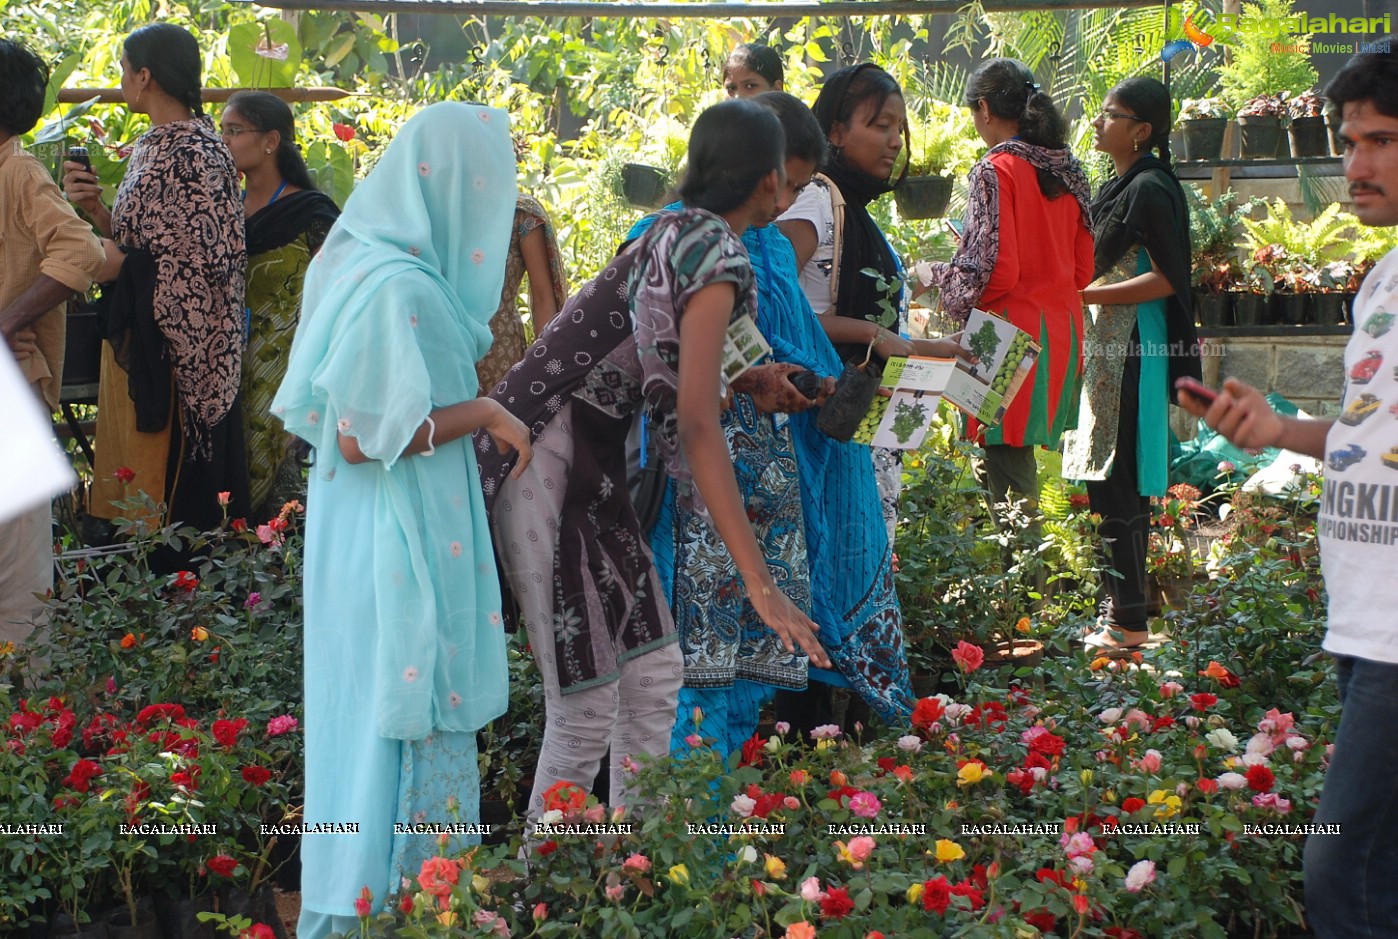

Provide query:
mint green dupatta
left=272, top=103, right=517, bottom=739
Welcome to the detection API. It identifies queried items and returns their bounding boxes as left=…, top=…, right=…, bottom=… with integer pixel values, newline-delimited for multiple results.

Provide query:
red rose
left=1246, top=764, right=1275, bottom=793
left=1189, top=693, right=1218, bottom=711
left=136, top=704, right=186, bottom=727
left=241, top=765, right=272, bottom=787
left=951, top=878, right=986, bottom=911
left=1121, top=797, right=1146, bottom=814
left=208, top=854, right=238, bottom=878
left=231, top=518, right=248, bottom=533
left=1024, top=910, right=1057, bottom=932
left=62, top=758, right=103, bottom=793
left=739, top=733, right=765, bottom=768
left=1022, top=726, right=1067, bottom=757
left=171, top=769, right=198, bottom=791
left=1197, top=777, right=1219, bottom=795
left=911, top=697, right=944, bottom=732
left=113, top=467, right=136, bottom=483
left=820, top=885, right=855, bottom=920
left=922, top=875, right=952, bottom=914
left=239, top=925, right=275, bottom=939
left=212, top=718, right=248, bottom=749
left=333, top=123, right=356, bottom=142
left=536, top=840, right=558, bottom=856
left=173, top=571, right=198, bottom=592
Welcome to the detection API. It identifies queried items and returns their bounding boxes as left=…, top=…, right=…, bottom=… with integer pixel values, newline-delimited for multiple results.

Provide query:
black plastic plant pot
left=1233, top=293, right=1268, bottom=326
left=817, top=358, right=884, bottom=442
left=106, top=899, right=160, bottom=939
left=893, top=175, right=954, bottom=220
left=1195, top=292, right=1233, bottom=328
left=1289, top=116, right=1329, bottom=158
left=620, top=162, right=669, bottom=209
left=1312, top=293, right=1345, bottom=326
left=1237, top=116, right=1282, bottom=159
left=1181, top=118, right=1227, bottom=162
left=1271, top=293, right=1310, bottom=325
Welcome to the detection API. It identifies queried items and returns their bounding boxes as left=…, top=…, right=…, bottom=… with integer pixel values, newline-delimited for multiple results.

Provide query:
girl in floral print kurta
left=479, top=99, right=827, bottom=822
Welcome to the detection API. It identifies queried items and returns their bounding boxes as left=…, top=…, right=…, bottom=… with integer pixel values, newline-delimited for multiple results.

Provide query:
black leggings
left=1085, top=343, right=1152, bottom=631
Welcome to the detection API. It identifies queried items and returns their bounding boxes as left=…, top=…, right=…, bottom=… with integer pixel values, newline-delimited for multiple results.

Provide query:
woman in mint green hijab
left=272, top=102, right=532, bottom=933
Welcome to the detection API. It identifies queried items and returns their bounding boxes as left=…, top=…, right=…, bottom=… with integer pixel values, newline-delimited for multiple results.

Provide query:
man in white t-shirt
left=1178, top=41, right=1398, bottom=939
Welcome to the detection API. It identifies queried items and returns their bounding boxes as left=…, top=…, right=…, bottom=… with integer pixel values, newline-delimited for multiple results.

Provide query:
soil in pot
left=152, top=896, right=215, bottom=939
left=1313, top=293, right=1346, bottom=326
left=619, top=163, right=669, bottom=209
left=49, top=914, right=111, bottom=939
left=106, top=899, right=161, bottom=939
left=1195, top=292, right=1232, bottom=328
left=1233, top=293, right=1268, bottom=326
left=893, top=175, right=953, bottom=219
left=982, top=640, right=1044, bottom=670
left=1238, top=116, right=1283, bottom=159
left=1181, top=118, right=1227, bottom=162
left=1290, top=116, right=1329, bottom=157
left=1271, top=293, right=1310, bottom=325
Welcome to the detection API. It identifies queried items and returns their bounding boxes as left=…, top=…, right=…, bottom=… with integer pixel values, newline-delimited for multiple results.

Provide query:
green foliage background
left=9, top=0, right=1212, bottom=280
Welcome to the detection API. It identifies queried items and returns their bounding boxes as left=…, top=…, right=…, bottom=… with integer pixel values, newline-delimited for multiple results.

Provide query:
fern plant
left=1240, top=199, right=1361, bottom=265
left=1217, top=0, right=1319, bottom=109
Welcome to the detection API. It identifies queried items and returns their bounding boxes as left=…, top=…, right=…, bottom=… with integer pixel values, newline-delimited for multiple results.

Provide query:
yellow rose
left=1080, top=769, right=1093, bottom=787
left=472, top=874, right=490, bottom=895
left=190, top=626, right=209, bottom=642
left=1148, top=789, right=1182, bottom=819
left=764, top=854, right=787, bottom=880
left=956, top=762, right=987, bottom=786
left=934, top=839, right=966, bottom=863
left=436, top=912, right=457, bottom=928
left=906, top=882, right=924, bottom=906
left=1015, top=616, right=1032, bottom=634
left=667, top=864, right=690, bottom=886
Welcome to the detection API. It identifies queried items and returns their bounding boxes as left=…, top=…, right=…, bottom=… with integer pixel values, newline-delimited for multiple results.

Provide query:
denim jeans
left=1304, top=654, right=1398, bottom=937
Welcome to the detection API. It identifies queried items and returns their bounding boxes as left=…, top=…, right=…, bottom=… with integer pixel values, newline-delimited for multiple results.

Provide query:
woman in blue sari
left=630, top=92, right=915, bottom=754
left=272, top=103, right=531, bottom=934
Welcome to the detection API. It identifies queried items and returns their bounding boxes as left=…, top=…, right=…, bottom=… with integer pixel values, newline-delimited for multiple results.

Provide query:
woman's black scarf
left=245, top=189, right=341, bottom=257
left=1090, top=155, right=1202, bottom=396
left=823, top=160, right=900, bottom=362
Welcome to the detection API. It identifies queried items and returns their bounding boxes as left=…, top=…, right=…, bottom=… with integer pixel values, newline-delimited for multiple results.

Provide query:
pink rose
left=1124, top=859, right=1156, bottom=893
left=622, top=853, right=651, bottom=873
left=951, top=640, right=985, bottom=673
left=799, top=876, right=825, bottom=902
left=1136, top=749, right=1163, bottom=774
left=849, top=791, right=882, bottom=819
left=267, top=715, right=298, bottom=736
left=847, top=835, right=876, bottom=863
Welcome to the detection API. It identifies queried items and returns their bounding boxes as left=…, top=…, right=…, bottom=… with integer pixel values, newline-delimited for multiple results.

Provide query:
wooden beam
left=56, top=86, right=354, bottom=105
left=248, top=0, right=1157, bottom=16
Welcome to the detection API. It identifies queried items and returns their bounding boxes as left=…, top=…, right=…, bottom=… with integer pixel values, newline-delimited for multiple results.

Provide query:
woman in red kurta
left=914, top=58, right=1094, bottom=503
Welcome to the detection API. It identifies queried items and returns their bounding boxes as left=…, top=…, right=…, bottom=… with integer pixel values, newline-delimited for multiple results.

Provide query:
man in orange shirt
left=0, top=39, right=109, bottom=650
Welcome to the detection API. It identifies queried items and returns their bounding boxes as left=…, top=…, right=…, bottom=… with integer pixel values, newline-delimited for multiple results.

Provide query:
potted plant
left=894, top=104, right=978, bottom=220
left=1218, top=0, right=1320, bottom=157
left=1236, top=93, right=1288, bottom=159
left=1289, top=90, right=1329, bottom=158
left=1188, top=189, right=1262, bottom=327
left=1178, top=97, right=1231, bottom=162
left=1263, top=247, right=1313, bottom=325
left=1234, top=262, right=1273, bottom=326
left=1313, top=260, right=1356, bottom=325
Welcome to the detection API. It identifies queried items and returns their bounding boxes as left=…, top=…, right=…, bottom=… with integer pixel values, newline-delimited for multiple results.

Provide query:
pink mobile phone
left=1174, top=376, right=1218, bottom=405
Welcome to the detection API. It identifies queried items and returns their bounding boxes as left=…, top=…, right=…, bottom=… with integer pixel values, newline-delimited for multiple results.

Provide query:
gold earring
left=134, top=86, right=144, bottom=108
left=1133, top=139, right=1139, bottom=152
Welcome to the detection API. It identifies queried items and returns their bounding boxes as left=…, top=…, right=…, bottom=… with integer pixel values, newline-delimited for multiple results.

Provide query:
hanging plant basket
left=1289, top=116, right=1329, bottom=157
left=619, top=162, right=670, bottom=209
left=1181, top=118, right=1228, bottom=162
left=1237, top=116, right=1283, bottom=159
left=893, top=174, right=954, bottom=220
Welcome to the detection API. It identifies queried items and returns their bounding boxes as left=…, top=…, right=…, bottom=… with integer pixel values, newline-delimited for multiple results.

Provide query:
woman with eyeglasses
left=220, top=91, right=340, bottom=516
left=912, top=57, right=1094, bottom=509
left=64, top=23, right=250, bottom=547
left=1063, top=77, right=1200, bottom=654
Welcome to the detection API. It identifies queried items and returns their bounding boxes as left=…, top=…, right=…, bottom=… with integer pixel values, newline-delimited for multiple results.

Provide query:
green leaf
left=323, top=33, right=357, bottom=69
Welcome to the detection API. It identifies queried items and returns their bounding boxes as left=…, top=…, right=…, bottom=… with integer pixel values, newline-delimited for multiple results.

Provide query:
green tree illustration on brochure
left=850, top=309, right=1039, bottom=448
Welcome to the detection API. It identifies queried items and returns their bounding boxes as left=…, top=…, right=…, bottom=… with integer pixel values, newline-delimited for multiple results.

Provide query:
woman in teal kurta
left=271, top=103, right=531, bottom=935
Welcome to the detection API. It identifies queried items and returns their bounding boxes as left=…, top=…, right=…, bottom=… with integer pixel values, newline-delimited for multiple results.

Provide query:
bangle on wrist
left=422, top=414, right=437, bottom=457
